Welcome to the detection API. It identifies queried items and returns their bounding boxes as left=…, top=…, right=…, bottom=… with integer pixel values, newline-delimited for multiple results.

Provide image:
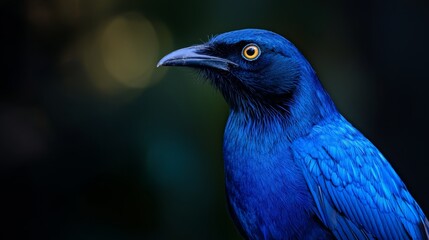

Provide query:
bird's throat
left=225, top=75, right=336, bottom=141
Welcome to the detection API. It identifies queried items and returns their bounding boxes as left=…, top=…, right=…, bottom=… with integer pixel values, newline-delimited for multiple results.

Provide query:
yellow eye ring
left=242, top=44, right=261, bottom=61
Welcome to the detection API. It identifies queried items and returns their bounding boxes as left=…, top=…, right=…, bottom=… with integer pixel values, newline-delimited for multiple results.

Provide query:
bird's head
left=158, top=29, right=316, bottom=116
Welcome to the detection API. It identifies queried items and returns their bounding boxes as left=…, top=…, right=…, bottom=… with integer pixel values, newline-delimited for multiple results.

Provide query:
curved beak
left=157, top=45, right=237, bottom=72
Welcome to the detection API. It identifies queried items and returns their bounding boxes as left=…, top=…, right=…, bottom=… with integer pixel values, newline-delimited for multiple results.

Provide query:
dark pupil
left=246, top=47, right=255, bottom=56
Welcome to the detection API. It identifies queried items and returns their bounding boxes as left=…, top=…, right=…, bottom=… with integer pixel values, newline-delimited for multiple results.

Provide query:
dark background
left=1, top=0, right=428, bottom=239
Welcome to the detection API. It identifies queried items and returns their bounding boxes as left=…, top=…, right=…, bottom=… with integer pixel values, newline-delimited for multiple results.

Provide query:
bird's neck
left=228, top=70, right=337, bottom=141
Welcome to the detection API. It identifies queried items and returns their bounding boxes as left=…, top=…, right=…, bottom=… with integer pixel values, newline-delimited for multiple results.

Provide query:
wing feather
left=293, top=117, right=428, bottom=239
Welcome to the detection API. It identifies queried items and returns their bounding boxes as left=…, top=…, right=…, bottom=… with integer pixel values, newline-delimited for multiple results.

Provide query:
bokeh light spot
left=100, top=12, right=158, bottom=88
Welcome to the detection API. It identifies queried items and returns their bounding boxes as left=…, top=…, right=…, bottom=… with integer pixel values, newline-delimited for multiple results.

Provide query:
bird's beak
left=157, top=45, right=238, bottom=72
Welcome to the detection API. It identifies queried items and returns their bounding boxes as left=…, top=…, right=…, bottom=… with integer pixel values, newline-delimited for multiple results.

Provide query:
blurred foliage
left=0, top=0, right=428, bottom=239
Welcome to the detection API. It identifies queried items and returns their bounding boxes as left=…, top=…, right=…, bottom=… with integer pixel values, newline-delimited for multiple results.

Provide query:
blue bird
left=157, top=29, right=428, bottom=239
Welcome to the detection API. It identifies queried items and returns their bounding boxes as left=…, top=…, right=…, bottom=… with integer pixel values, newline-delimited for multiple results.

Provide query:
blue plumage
left=158, top=29, right=428, bottom=239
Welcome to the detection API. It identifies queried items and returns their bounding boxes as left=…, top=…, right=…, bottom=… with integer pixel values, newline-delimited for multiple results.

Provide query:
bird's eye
left=242, top=44, right=261, bottom=61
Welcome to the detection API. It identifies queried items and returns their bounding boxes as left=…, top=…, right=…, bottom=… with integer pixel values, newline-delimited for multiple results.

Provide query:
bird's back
left=292, top=113, right=429, bottom=239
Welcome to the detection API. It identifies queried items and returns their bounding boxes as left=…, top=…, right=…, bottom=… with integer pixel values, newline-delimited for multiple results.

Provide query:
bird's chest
left=223, top=126, right=315, bottom=239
